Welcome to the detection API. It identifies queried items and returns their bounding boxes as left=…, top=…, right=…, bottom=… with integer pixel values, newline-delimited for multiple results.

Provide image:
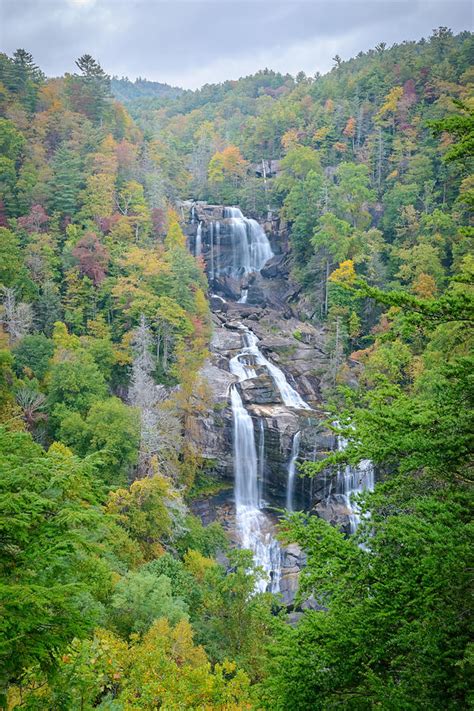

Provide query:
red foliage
left=72, top=232, right=110, bottom=285
left=151, top=208, right=168, bottom=239
left=18, top=204, right=49, bottom=234
left=116, top=140, right=137, bottom=174
left=96, top=216, right=114, bottom=234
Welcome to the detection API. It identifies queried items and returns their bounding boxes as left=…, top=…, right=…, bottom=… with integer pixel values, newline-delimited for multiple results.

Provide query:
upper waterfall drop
left=223, top=206, right=274, bottom=277
left=195, top=221, right=203, bottom=257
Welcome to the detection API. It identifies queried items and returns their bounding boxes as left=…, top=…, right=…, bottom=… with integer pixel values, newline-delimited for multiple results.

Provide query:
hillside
left=110, top=76, right=183, bottom=103
left=0, top=29, right=472, bottom=709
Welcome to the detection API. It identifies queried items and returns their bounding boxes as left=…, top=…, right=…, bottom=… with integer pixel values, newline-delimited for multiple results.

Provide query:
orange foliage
left=343, top=116, right=356, bottom=138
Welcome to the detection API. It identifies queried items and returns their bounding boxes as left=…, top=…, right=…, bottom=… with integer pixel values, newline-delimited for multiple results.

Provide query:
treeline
left=124, top=27, right=473, bottom=709
left=0, top=49, right=277, bottom=709
left=0, top=30, right=473, bottom=709
left=110, top=76, right=183, bottom=104
left=131, top=28, right=472, bottom=363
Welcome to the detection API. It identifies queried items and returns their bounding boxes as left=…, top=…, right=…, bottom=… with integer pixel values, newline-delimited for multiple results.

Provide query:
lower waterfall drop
left=230, top=386, right=281, bottom=593
left=258, top=419, right=265, bottom=507
left=286, top=431, right=301, bottom=512
left=337, top=436, right=375, bottom=534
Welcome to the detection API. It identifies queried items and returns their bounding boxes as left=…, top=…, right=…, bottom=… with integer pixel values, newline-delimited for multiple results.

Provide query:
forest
left=0, top=26, right=473, bottom=710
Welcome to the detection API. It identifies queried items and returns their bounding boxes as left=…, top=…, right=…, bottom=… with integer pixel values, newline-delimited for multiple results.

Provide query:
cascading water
left=258, top=419, right=265, bottom=507
left=223, top=206, right=273, bottom=277
left=238, top=288, right=248, bottom=304
left=286, top=431, right=301, bottom=512
left=209, top=222, right=215, bottom=281
left=205, top=205, right=312, bottom=593
left=229, top=382, right=281, bottom=593
left=229, top=323, right=313, bottom=592
left=240, top=328, right=311, bottom=410
left=195, top=221, right=203, bottom=257
left=336, top=435, right=374, bottom=534
left=215, top=221, right=221, bottom=277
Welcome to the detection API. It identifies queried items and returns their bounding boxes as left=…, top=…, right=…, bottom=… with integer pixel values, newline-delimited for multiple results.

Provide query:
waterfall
left=240, top=328, right=311, bottom=410
left=215, top=221, right=221, bottom=277
left=229, top=329, right=282, bottom=593
left=286, top=431, right=301, bottom=512
left=230, top=385, right=281, bottom=593
left=191, top=204, right=195, bottom=224
left=336, top=436, right=375, bottom=534
left=224, top=206, right=273, bottom=276
left=195, top=221, right=202, bottom=257
left=238, top=288, right=248, bottom=304
left=231, top=386, right=259, bottom=507
left=258, top=419, right=265, bottom=507
left=209, top=222, right=215, bottom=281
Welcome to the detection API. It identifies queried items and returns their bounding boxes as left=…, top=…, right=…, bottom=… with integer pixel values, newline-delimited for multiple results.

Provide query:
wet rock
left=279, top=543, right=306, bottom=607
left=210, top=294, right=228, bottom=312
left=313, top=495, right=353, bottom=530
left=240, top=374, right=280, bottom=406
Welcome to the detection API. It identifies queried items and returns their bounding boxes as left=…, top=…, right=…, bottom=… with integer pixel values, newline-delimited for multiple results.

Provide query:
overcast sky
left=1, top=0, right=472, bottom=89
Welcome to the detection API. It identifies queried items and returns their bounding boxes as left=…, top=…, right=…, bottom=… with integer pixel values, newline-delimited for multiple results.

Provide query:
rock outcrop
left=184, top=201, right=372, bottom=606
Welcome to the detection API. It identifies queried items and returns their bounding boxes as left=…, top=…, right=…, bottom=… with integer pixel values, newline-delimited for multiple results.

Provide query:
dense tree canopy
left=0, top=29, right=472, bottom=709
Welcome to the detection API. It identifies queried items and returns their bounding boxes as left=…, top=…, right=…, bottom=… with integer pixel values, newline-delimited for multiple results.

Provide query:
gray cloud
left=1, top=0, right=472, bottom=88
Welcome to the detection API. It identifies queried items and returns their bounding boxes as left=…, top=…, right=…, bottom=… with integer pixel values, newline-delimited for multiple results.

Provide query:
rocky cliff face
left=184, top=205, right=336, bottom=507
left=183, top=202, right=369, bottom=604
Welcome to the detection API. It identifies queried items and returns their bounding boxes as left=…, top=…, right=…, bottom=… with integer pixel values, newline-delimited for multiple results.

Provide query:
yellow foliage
left=329, top=259, right=356, bottom=285
left=412, top=272, right=437, bottom=298
left=184, top=549, right=216, bottom=581
left=38, top=80, right=63, bottom=112
left=376, top=86, right=404, bottom=122
left=52, top=321, right=81, bottom=354
left=165, top=214, right=186, bottom=249
left=409, top=355, right=425, bottom=380
left=81, top=173, right=115, bottom=219
left=86, top=315, right=111, bottom=339
left=107, top=216, right=135, bottom=248
left=313, top=126, right=331, bottom=143
left=208, top=145, right=247, bottom=185
left=47, top=441, right=74, bottom=458
left=106, top=475, right=175, bottom=560
left=281, top=128, right=301, bottom=151
left=120, top=245, right=168, bottom=278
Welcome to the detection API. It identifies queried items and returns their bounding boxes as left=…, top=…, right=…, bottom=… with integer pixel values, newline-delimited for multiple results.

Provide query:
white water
left=195, top=221, right=202, bottom=257
left=238, top=288, right=248, bottom=304
left=223, top=206, right=273, bottom=276
left=286, top=431, right=301, bottom=512
left=258, top=419, right=265, bottom=507
left=215, top=221, right=221, bottom=276
left=230, top=385, right=281, bottom=593
left=337, top=436, right=375, bottom=534
left=241, top=328, right=311, bottom=410
left=209, top=222, right=215, bottom=280
left=217, top=206, right=310, bottom=593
